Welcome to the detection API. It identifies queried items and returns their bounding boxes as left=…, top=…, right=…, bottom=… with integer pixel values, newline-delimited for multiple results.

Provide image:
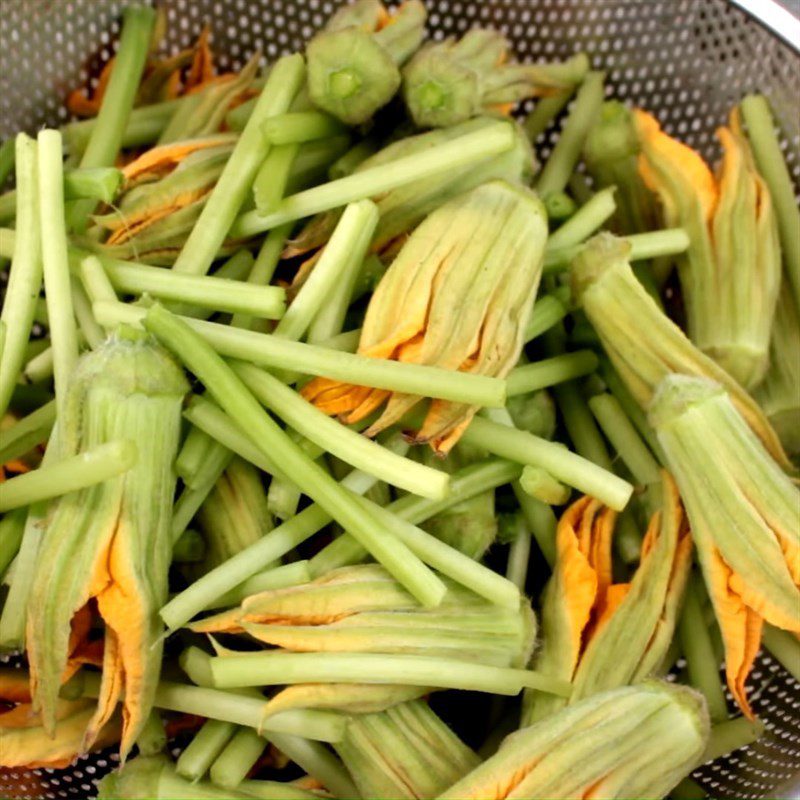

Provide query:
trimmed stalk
left=176, top=719, right=237, bottom=782
left=0, top=400, right=56, bottom=465
left=231, top=121, right=516, bottom=236
left=0, top=440, right=137, bottom=513
left=507, top=351, right=598, bottom=396
left=94, top=300, right=507, bottom=408
left=209, top=727, right=266, bottom=790
left=172, top=54, right=306, bottom=276
left=546, top=186, right=616, bottom=250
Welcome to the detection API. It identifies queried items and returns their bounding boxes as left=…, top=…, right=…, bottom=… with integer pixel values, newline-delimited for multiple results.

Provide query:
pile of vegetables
left=0, top=2, right=798, bottom=798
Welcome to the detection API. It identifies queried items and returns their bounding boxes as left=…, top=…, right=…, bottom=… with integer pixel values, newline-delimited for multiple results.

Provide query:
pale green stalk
left=79, top=254, right=117, bottom=305
left=524, top=91, right=574, bottom=142
left=308, top=459, right=521, bottom=577
left=209, top=727, right=266, bottom=789
left=462, top=415, right=632, bottom=511
left=211, top=561, right=312, bottom=609
left=0, top=399, right=56, bottom=465
left=546, top=186, right=616, bottom=250
left=69, top=6, right=155, bottom=231
left=102, top=260, right=286, bottom=318
left=525, top=292, right=569, bottom=342
left=0, top=509, right=26, bottom=579
left=505, top=513, right=532, bottom=591
left=94, top=300, right=507, bottom=407
left=543, top=228, right=690, bottom=271
left=208, top=652, right=572, bottom=697
left=176, top=719, right=237, bottom=782
left=507, top=351, right=598, bottom=396
left=741, top=95, right=800, bottom=309
left=233, top=361, right=449, bottom=498
left=71, top=277, right=106, bottom=348
left=274, top=200, right=378, bottom=340
left=135, top=710, right=167, bottom=756
left=268, top=733, right=360, bottom=798
left=253, top=143, right=300, bottom=214
left=588, top=392, right=661, bottom=486
left=231, top=121, right=516, bottom=237
left=172, top=55, right=306, bottom=276
left=230, top=225, right=292, bottom=330
left=80, top=672, right=345, bottom=742
left=175, top=426, right=214, bottom=487
left=513, top=483, right=557, bottom=568
left=0, top=439, right=136, bottom=513
left=536, top=71, right=605, bottom=197
left=0, top=135, right=42, bottom=420
left=145, top=304, right=444, bottom=608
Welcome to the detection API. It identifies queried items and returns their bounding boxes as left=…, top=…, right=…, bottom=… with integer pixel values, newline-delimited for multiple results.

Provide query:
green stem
left=524, top=91, right=574, bottom=143
left=588, top=393, right=661, bottom=486
left=231, top=121, right=516, bottom=237
left=0, top=399, right=56, bottom=465
left=678, top=576, right=729, bottom=723
left=353, top=493, right=521, bottom=609
left=544, top=191, right=578, bottom=222
left=512, top=483, right=557, bottom=568
left=62, top=97, right=180, bottom=156
left=103, top=258, right=287, bottom=319
left=543, top=227, right=690, bottom=272
left=703, top=717, right=765, bottom=763
left=462, top=415, right=632, bottom=511
left=145, top=304, right=442, bottom=608
left=507, top=351, right=598, bottom=397
left=263, top=111, right=344, bottom=145
left=253, top=143, right=300, bottom=215
left=268, top=734, right=360, bottom=799
left=0, top=135, right=42, bottom=421
left=267, top=474, right=303, bottom=521
left=79, top=254, right=118, bottom=305
left=505, top=513, right=532, bottom=591
left=274, top=200, right=378, bottom=341
left=545, top=186, right=616, bottom=250
left=230, top=224, right=292, bottom=330
left=308, top=458, right=521, bottom=576
left=176, top=719, right=237, bottom=782
left=536, top=71, right=605, bottom=197
left=598, top=358, right=665, bottom=462
left=0, top=439, right=137, bottom=513
left=0, top=509, right=26, bottom=579
left=95, top=300, right=507, bottom=408
left=740, top=95, right=800, bottom=310
left=171, top=442, right=232, bottom=543
left=209, top=652, right=572, bottom=697
left=524, top=293, right=569, bottom=342
left=519, top=465, right=571, bottom=505
left=552, top=381, right=613, bottom=469
left=175, top=425, right=214, bottom=486
left=172, top=54, right=306, bottom=276
left=233, top=362, right=448, bottom=499
left=328, top=137, right=379, bottom=179
left=80, top=672, right=345, bottom=742
left=567, top=170, right=595, bottom=205
left=69, top=5, right=156, bottom=231
left=209, top=727, right=266, bottom=789
left=71, top=276, right=106, bottom=348
left=317, top=327, right=361, bottom=352
left=761, top=624, right=800, bottom=682
left=212, top=561, right=312, bottom=609
left=135, top=709, right=167, bottom=756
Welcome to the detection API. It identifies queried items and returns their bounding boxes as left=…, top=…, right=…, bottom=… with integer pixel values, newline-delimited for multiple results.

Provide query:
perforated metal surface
left=0, top=1, right=798, bottom=798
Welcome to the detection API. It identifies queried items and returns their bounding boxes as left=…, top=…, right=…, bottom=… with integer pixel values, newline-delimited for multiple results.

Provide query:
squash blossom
left=402, top=29, right=588, bottom=128
left=335, top=699, right=480, bottom=800
left=439, top=682, right=709, bottom=799
left=307, top=0, right=427, bottom=125
left=755, top=286, right=800, bottom=455
left=0, top=698, right=121, bottom=770
left=87, top=135, right=237, bottom=265
left=26, top=330, right=188, bottom=760
left=302, top=179, right=548, bottom=454
left=284, top=116, right=536, bottom=264
left=570, top=233, right=789, bottom=467
left=635, top=108, right=782, bottom=390
left=649, top=374, right=800, bottom=717
left=522, top=473, right=692, bottom=725
left=190, top=564, right=534, bottom=716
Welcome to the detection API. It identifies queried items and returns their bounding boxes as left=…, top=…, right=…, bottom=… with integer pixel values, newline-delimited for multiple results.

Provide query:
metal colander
left=1, top=0, right=799, bottom=798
